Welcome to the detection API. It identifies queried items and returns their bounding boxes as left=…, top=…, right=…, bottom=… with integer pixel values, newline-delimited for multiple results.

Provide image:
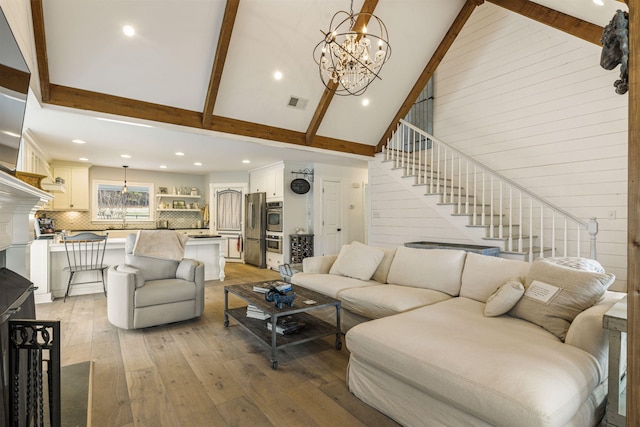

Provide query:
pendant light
left=122, top=165, right=129, bottom=193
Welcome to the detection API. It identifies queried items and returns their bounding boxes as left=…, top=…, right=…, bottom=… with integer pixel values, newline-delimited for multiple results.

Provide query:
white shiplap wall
left=369, top=3, right=628, bottom=291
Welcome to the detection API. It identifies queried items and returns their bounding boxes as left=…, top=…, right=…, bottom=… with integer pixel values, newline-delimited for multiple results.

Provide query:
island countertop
left=31, top=236, right=226, bottom=303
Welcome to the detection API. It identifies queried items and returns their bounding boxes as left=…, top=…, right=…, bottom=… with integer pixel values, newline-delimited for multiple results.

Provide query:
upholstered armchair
left=107, top=233, right=205, bottom=329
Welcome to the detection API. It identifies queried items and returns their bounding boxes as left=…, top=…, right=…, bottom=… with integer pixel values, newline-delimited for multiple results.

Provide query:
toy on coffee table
left=265, top=286, right=296, bottom=309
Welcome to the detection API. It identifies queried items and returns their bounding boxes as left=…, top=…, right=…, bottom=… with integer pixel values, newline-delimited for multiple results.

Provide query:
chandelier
left=313, top=1, right=391, bottom=96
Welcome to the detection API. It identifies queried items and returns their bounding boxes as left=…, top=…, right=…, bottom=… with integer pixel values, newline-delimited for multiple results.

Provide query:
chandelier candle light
left=313, top=0, right=391, bottom=96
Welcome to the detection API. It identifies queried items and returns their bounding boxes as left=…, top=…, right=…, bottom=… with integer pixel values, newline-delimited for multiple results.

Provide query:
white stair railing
left=382, top=120, right=598, bottom=260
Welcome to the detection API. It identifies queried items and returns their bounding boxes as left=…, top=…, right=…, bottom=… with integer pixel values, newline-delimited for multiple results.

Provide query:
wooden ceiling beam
left=0, top=64, right=30, bottom=95
left=376, top=0, right=482, bottom=152
left=305, top=0, right=379, bottom=146
left=47, top=84, right=374, bottom=157
left=30, top=0, right=50, bottom=102
left=487, top=0, right=604, bottom=46
left=201, top=0, right=239, bottom=128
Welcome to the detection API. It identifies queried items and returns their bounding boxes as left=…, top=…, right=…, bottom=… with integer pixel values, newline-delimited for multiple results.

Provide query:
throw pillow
left=509, top=258, right=615, bottom=341
left=543, top=257, right=605, bottom=273
left=329, top=241, right=384, bottom=281
left=484, top=279, right=525, bottom=317
left=371, top=246, right=397, bottom=284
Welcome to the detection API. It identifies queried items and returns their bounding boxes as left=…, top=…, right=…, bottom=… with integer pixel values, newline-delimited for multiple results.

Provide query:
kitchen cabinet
left=50, top=163, right=90, bottom=210
left=250, top=164, right=283, bottom=200
left=266, top=252, right=283, bottom=270
left=156, top=194, right=201, bottom=211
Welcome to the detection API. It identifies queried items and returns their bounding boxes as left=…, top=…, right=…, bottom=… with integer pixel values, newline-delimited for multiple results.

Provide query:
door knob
left=337, top=228, right=342, bottom=232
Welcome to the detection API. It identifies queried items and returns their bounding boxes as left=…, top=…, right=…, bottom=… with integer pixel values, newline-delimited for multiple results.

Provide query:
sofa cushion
left=339, top=284, right=451, bottom=319
left=346, top=297, right=604, bottom=427
left=116, top=264, right=145, bottom=288
left=371, top=246, right=397, bottom=284
left=510, top=258, right=615, bottom=341
left=329, top=242, right=384, bottom=281
left=459, top=252, right=530, bottom=303
left=483, top=279, right=524, bottom=317
left=135, top=278, right=196, bottom=308
left=291, top=272, right=376, bottom=299
left=386, top=247, right=466, bottom=296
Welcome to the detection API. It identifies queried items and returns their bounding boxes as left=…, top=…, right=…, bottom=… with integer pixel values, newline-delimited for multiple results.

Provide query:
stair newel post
left=518, top=191, right=523, bottom=253
left=393, top=127, right=398, bottom=168
left=539, top=204, right=544, bottom=259
left=588, top=217, right=598, bottom=260
left=498, top=181, right=504, bottom=240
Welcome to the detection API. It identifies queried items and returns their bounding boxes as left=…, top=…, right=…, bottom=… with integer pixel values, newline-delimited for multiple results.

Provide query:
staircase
left=379, top=120, right=598, bottom=261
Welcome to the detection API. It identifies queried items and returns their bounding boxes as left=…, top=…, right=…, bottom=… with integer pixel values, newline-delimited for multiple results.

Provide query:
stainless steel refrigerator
left=244, top=192, right=266, bottom=268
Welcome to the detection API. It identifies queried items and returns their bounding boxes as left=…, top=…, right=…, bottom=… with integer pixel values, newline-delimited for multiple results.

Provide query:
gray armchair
left=107, top=234, right=205, bottom=329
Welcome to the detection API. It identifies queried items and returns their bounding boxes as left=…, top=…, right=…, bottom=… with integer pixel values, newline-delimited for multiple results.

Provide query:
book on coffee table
left=266, top=316, right=306, bottom=335
left=246, top=304, right=270, bottom=320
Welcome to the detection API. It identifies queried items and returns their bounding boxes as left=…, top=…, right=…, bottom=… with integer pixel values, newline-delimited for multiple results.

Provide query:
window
left=92, top=180, right=155, bottom=222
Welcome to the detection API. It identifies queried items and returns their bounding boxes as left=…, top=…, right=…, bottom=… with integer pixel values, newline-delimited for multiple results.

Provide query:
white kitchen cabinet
left=50, top=163, right=90, bottom=210
left=266, top=252, right=283, bottom=270
left=250, top=164, right=284, bottom=200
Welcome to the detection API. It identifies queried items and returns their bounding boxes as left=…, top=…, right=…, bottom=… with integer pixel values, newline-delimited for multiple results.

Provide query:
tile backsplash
left=37, top=210, right=206, bottom=232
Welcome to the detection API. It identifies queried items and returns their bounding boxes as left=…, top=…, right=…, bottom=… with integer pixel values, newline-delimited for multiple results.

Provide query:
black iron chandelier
left=313, top=0, right=391, bottom=96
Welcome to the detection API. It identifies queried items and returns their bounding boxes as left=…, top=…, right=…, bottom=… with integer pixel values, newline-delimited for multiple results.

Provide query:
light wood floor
left=36, top=263, right=400, bottom=427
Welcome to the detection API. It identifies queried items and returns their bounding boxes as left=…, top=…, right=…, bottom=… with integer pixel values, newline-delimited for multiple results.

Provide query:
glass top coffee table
left=224, top=281, right=342, bottom=370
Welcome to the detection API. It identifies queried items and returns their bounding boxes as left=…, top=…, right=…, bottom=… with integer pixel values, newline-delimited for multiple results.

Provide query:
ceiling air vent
left=287, top=96, right=308, bottom=111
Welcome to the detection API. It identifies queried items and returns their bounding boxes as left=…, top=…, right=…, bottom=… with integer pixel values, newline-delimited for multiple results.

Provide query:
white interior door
left=322, top=179, right=342, bottom=255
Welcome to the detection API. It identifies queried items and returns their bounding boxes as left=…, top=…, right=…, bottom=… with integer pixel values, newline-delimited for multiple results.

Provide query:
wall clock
left=290, top=178, right=311, bottom=195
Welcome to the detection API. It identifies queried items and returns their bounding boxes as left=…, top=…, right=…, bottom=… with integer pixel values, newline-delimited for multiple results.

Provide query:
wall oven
left=266, top=201, right=283, bottom=232
left=266, top=234, right=283, bottom=253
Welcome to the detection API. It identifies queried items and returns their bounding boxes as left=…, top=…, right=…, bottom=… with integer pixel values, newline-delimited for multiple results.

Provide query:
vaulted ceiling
left=13, top=0, right=626, bottom=173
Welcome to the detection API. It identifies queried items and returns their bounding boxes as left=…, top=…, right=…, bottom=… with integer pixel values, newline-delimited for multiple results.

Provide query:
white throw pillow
left=329, top=241, right=384, bottom=281
left=484, top=279, right=525, bottom=317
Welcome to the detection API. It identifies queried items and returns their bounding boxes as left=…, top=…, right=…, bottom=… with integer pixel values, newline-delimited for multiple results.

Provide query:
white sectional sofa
left=290, top=242, right=625, bottom=427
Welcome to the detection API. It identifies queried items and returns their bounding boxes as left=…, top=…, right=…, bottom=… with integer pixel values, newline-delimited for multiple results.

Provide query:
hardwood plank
left=143, top=328, right=228, bottom=425
left=126, top=367, right=182, bottom=426
left=34, top=263, right=399, bottom=427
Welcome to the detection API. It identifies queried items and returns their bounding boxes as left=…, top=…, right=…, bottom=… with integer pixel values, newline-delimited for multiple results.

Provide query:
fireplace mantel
left=0, top=171, right=53, bottom=276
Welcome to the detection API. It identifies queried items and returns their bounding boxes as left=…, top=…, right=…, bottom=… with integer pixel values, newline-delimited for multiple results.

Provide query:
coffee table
left=224, top=281, right=342, bottom=370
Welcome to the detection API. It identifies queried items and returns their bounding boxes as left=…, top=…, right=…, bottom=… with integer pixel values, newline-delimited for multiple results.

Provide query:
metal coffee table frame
left=224, top=281, right=342, bottom=370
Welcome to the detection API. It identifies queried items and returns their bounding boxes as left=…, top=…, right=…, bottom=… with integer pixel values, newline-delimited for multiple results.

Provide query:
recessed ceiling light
left=592, top=0, right=604, bottom=5
left=274, top=71, right=283, bottom=80
left=79, top=157, right=89, bottom=161
left=121, top=154, right=131, bottom=159
left=175, top=152, right=184, bottom=156
left=72, top=139, right=86, bottom=144
left=160, top=165, right=167, bottom=169
left=362, top=98, right=370, bottom=106
left=194, top=162, right=202, bottom=166
left=242, top=159, right=251, bottom=164
left=123, top=25, right=135, bottom=37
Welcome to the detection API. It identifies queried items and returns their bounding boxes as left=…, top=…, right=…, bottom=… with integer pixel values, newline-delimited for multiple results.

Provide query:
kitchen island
left=30, top=234, right=225, bottom=303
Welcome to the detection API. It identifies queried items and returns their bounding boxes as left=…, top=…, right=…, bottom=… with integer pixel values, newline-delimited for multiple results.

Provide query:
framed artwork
left=159, top=187, right=168, bottom=194
left=173, top=200, right=186, bottom=209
